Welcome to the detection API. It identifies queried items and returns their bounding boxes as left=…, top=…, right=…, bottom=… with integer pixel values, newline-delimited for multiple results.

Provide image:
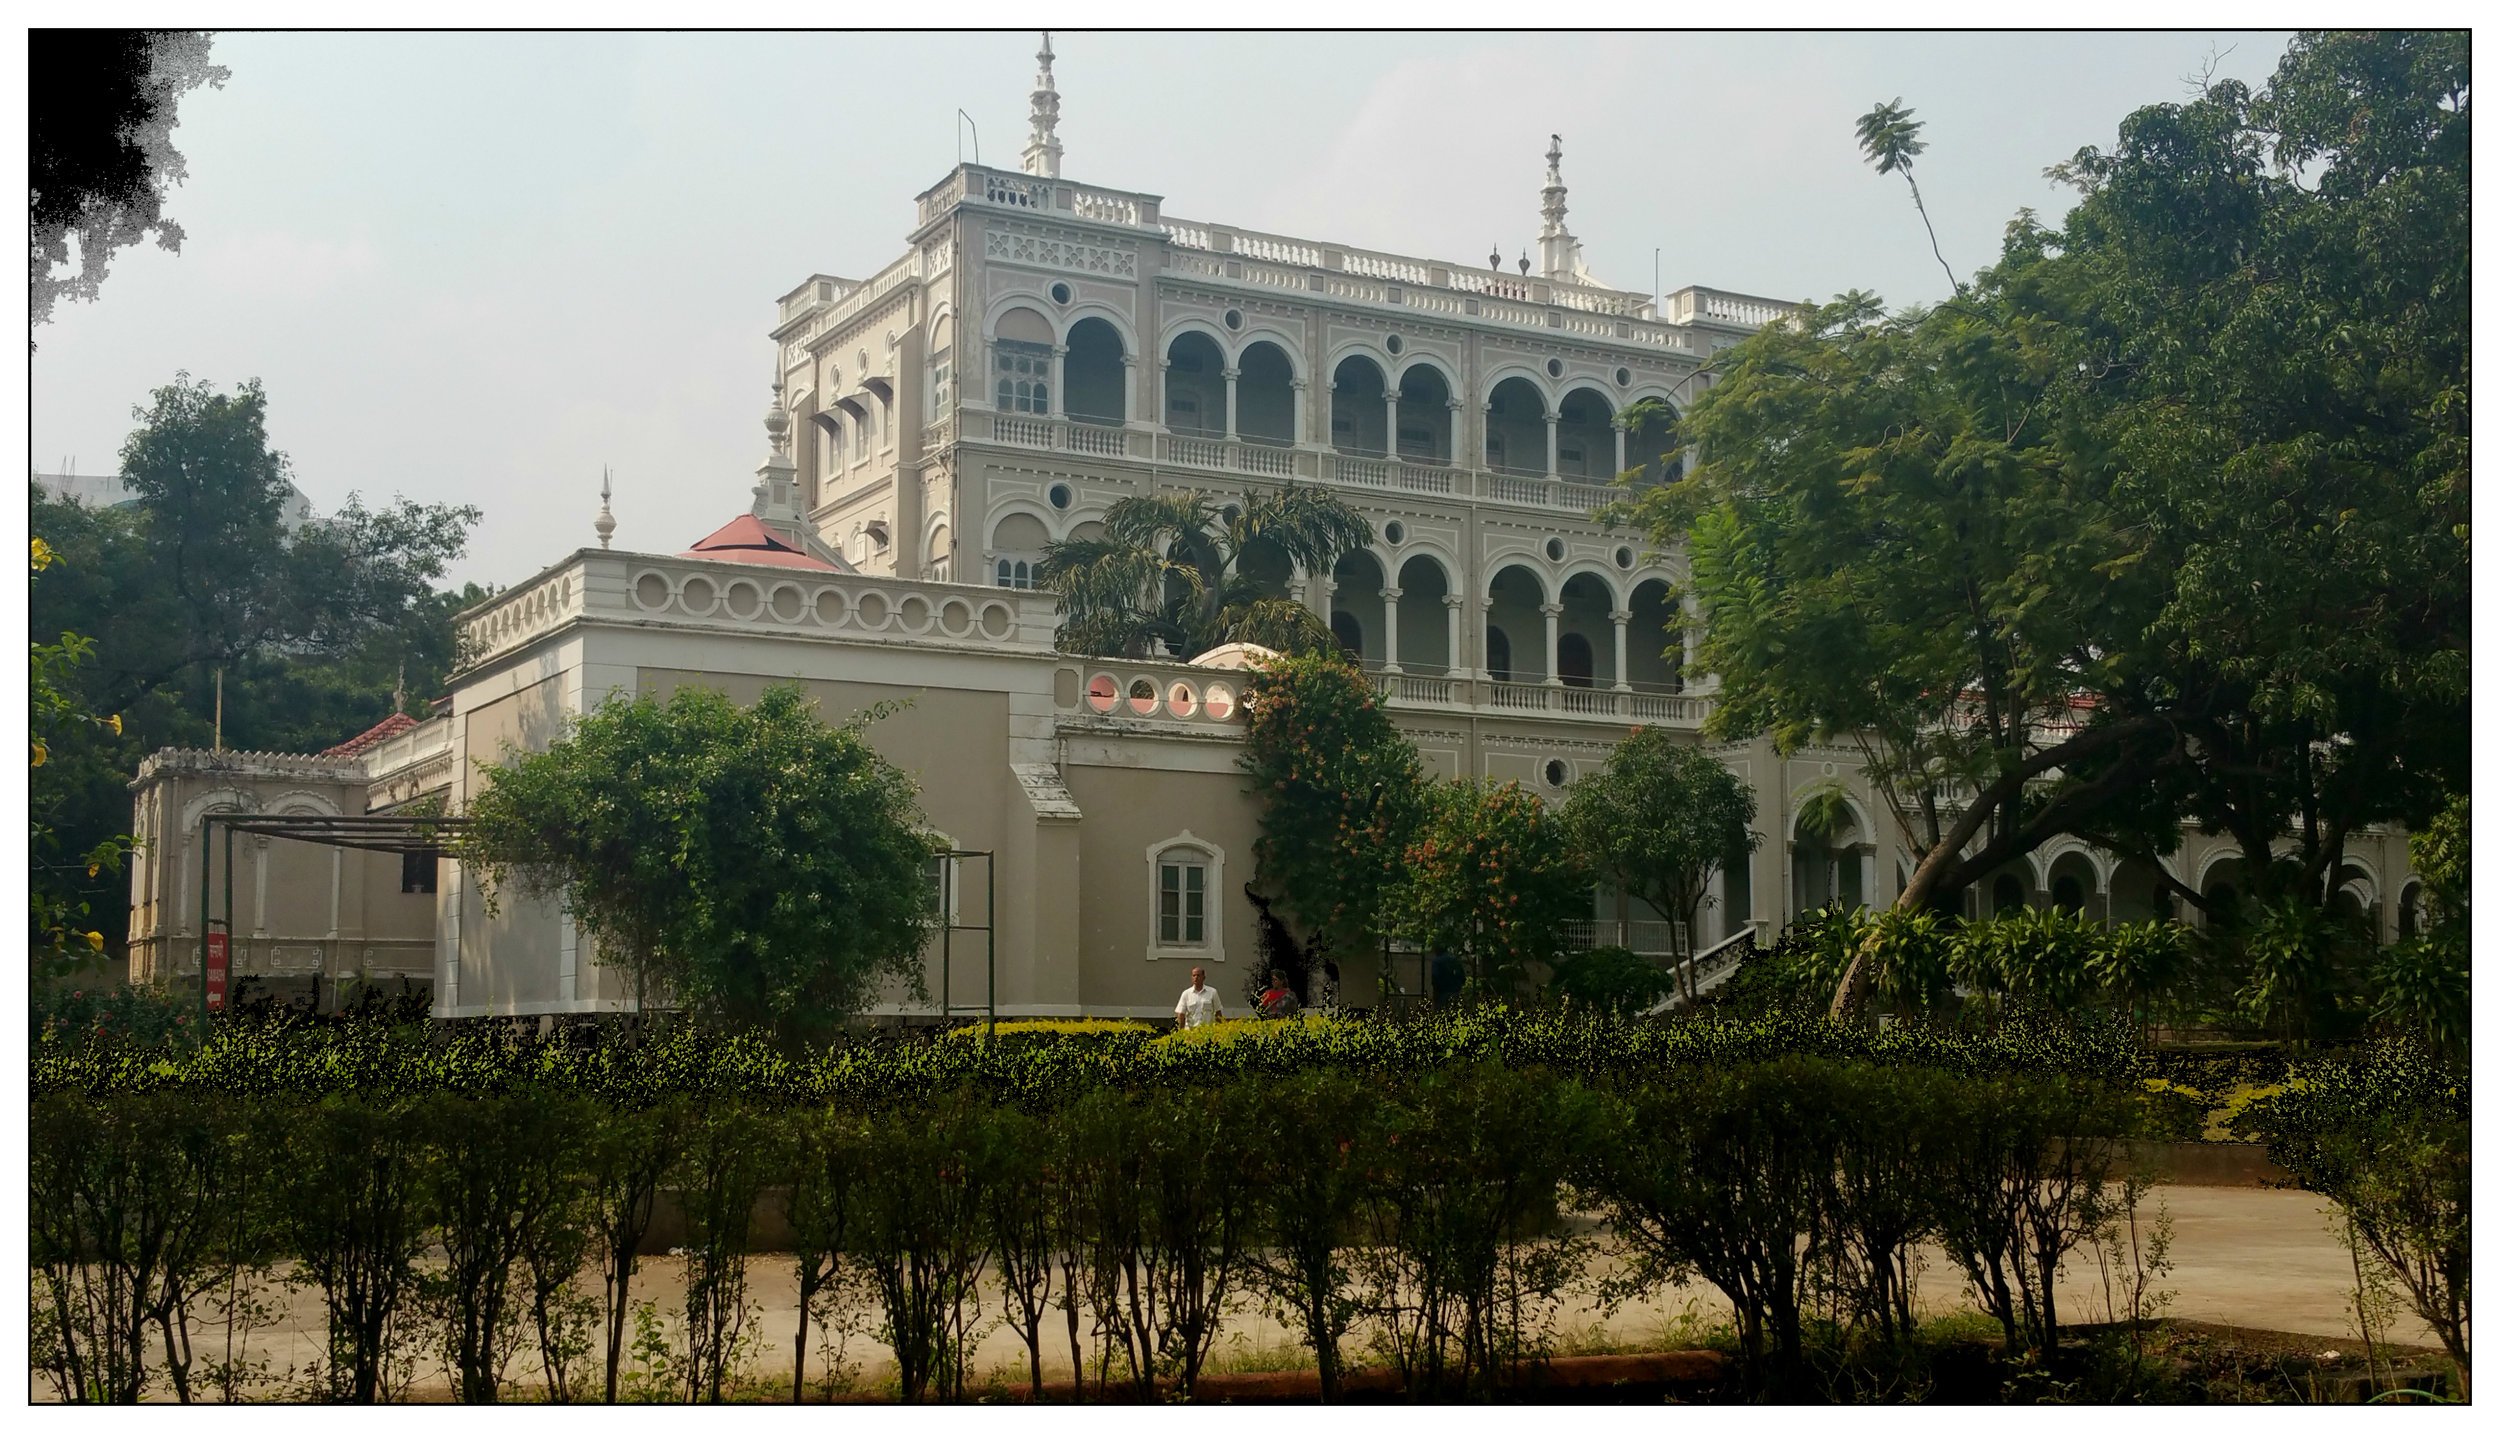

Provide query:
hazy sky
left=31, top=29, right=2294, bottom=589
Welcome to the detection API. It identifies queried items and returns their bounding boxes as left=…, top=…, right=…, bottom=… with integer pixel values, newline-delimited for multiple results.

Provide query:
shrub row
left=37, top=1054, right=2173, bottom=1405
left=34, top=1003, right=2217, bottom=1122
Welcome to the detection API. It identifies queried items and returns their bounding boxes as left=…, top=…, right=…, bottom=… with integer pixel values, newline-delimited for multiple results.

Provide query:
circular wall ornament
left=1545, top=537, right=1566, bottom=562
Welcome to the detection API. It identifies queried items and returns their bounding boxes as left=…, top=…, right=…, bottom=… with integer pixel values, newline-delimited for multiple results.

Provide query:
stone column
left=1446, top=398, right=1466, bottom=470
left=1221, top=366, right=1240, bottom=441
left=1544, top=413, right=1560, bottom=477
left=1048, top=344, right=1068, bottom=420
left=1290, top=378, right=1309, bottom=450
left=1479, top=399, right=1495, bottom=469
left=1383, top=387, right=1401, bottom=460
left=1682, top=601, right=1703, bottom=688
left=1156, top=358, right=1173, bottom=432
left=1540, top=602, right=1565, bottom=687
left=1122, top=353, right=1141, bottom=430
left=1444, top=593, right=1467, bottom=678
left=1613, top=417, right=1628, bottom=477
left=1314, top=574, right=1335, bottom=626
left=1610, top=607, right=1632, bottom=691
left=1380, top=586, right=1403, bottom=673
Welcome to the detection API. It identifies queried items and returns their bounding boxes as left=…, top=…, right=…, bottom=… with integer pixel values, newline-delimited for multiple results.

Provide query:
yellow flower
left=31, top=740, right=47, bottom=767
left=85, top=930, right=105, bottom=952
left=31, top=537, right=54, bottom=571
left=106, top=713, right=122, bottom=736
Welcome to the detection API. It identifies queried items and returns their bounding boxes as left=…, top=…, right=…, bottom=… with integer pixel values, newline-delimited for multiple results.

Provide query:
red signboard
left=206, top=932, right=229, bottom=1012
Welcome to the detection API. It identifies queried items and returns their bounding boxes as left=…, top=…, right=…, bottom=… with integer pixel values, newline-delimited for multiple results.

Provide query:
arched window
left=995, top=306, right=1054, bottom=414
left=992, top=512, right=1049, bottom=590
left=1146, top=833, right=1227, bottom=962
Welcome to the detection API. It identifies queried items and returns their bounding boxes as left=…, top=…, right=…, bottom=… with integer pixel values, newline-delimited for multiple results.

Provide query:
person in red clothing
left=1258, top=968, right=1301, bottom=1019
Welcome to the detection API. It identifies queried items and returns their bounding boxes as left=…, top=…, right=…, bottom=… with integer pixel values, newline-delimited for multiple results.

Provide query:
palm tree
left=1855, top=98, right=1959, bottom=293
left=1038, top=485, right=1373, bottom=660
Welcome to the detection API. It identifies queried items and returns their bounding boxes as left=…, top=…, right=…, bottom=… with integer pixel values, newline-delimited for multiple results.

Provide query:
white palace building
left=123, top=41, right=2422, bottom=1019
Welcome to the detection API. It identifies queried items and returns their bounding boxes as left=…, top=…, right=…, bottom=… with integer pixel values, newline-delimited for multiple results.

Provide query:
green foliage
left=1629, top=33, right=2467, bottom=946
left=2233, top=1040, right=2470, bottom=1382
left=1385, top=779, right=1585, bottom=1000
left=1561, top=725, right=1760, bottom=967
left=2374, top=794, right=2469, bottom=1060
left=29, top=1092, right=251, bottom=1402
left=1549, top=944, right=1674, bottom=1017
left=1238, top=648, right=1427, bottom=957
left=29, top=376, right=479, bottom=965
left=32, top=1005, right=2349, bottom=1403
left=1039, top=484, right=1372, bottom=659
left=459, top=684, right=942, bottom=1040
left=30, top=539, right=138, bottom=974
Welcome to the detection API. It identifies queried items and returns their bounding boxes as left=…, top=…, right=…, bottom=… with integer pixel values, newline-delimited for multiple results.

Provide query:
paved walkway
left=58, top=1184, right=2422, bottom=1401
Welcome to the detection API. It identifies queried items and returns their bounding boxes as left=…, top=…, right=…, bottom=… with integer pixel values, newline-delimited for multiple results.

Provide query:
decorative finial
left=594, top=466, right=616, bottom=549
left=1489, top=245, right=1501, bottom=270
left=1518, top=250, right=1531, bottom=277
left=1022, top=31, right=1063, bottom=179
left=1538, top=134, right=1586, bottom=280
left=753, top=379, right=802, bottom=543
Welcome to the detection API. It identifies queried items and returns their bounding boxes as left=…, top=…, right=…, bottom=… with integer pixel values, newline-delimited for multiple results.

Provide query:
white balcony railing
left=456, top=550, right=1064, bottom=674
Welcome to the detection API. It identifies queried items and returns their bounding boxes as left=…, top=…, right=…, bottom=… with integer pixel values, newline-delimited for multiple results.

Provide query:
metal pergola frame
left=934, top=849, right=997, bottom=1042
left=196, top=812, right=466, bottom=1022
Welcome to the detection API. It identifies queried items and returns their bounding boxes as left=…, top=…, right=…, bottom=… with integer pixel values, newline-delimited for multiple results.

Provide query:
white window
left=995, top=340, right=1050, bottom=414
left=995, top=558, right=1034, bottom=589
left=1160, top=861, right=1205, bottom=944
left=929, top=348, right=953, bottom=418
left=1145, top=833, right=1225, bottom=961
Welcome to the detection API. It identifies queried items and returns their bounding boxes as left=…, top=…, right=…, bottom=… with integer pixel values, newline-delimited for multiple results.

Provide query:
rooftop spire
left=752, top=380, right=803, bottom=545
left=1538, top=133, right=1586, bottom=280
left=1022, top=32, right=1063, bottom=179
left=594, top=466, right=616, bottom=550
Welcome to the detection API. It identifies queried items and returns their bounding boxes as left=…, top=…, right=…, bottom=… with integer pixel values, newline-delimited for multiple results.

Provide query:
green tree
left=1632, top=292, right=2184, bottom=940
left=1630, top=32, right=2468, bottom=1014
left=1238, top=649, right=1427, bottom=963
left=1854, top=97, right=1958, bottom=291
left=459, top=685, right=942, bottom=1040
left=31, top=377, right=480, bottom=963
left=2020, top=29, right=2469, bottom=921
left=1561, top=725, right=1759, bottom=995
left=1039, top=484, right=1371, bottom=659
left=1384, top=779, right=1584, bottom=1001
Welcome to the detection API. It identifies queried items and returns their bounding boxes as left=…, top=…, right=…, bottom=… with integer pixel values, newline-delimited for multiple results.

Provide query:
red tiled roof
left=320, top=712, right=418, bottom=759
left=679, top=514, right=845, bottom=571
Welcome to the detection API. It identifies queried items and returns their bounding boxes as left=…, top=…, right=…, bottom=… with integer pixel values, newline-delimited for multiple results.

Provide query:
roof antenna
left=956, top=108, right=980, bottom=166
left=595, top=466, right=616, bottom=550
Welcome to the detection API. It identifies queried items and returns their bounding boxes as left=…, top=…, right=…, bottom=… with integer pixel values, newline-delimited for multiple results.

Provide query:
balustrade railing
left=1560, top=919, right=1691, bottom=956
left=957, top=416, right=1640, bottom=515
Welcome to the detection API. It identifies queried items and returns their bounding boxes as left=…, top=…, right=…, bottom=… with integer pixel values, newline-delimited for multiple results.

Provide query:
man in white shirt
left=1174, top=966, right=1224, bottom=1029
